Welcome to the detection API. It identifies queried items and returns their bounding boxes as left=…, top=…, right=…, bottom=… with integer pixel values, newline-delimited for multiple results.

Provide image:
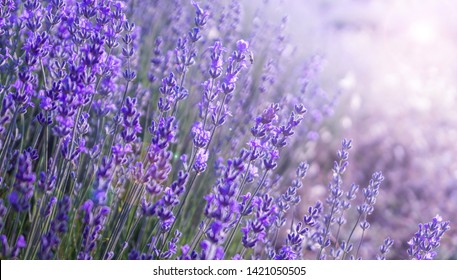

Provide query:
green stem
left=224, top=170, right=269, bottom=252
left=158, top=172, right=198, bottom=254
left=341, top=212, right=363, bottom=260
left=355, top=227, right=366, bottom=260
left=23, top=196, right=45, bottom=260
left=0, top=108, right=19, bottom=174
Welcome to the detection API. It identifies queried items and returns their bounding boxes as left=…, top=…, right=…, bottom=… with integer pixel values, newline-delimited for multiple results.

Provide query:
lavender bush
left=0, top=0, right=452, bottom=260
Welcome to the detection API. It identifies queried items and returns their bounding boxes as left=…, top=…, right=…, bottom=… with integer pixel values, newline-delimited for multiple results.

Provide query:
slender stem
left=355, top=228, right=366, bottom=260
left=117, top=215, right=142, bottom=260
left=135, top=216, right=147, bottom=248
left=0, top=108, right=19, bottom=173
left=10, top=214, right=20, bottom=248
left=23, top=196, right=45, bottom=259
left=63, top=205, right=79, bottom=258
left=171, top=71, right=187, bottom=117
left=204, top=94, right=228, bottom=154
left=290, top=206, right=297, bottom=232
left=317, top=158, right=345, bottom=260
left=202, top=78, right=215, bottom=130
left=240, top=247, right=247, bottom=259
left=48, top=138, right=63, bottom=178
left=189, top=217, right=211, bottom=252
left=40, top=59, right=48, bottom=89
left=236, top=160, right=253, bottom=200
left=332, top=210, right=347, bottom=259
left=158, top=173, right=197, bottom=254
left=341, top=212, right=363, bottom=260
left=224, top=170, right=269, bottom=252
left=106, top=80, right=130, bottom=159
left=103, top=182, right=143, bottom=258
left=316, top=199, right=337, bottom=260
left=0, top=79, right=7, bottom=111
left=31, top=125, right=43, bottom=149
left=142, top=219, right=159, bottom=253
left=272, top=227, right=280, bottom=249
left=43, top=112, right=49, bottom=175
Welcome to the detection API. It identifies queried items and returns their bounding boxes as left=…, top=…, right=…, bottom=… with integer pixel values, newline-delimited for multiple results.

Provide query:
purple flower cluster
left=241, top=194, right=277, bottom=249
left=8, top=149, right=36, bottom=212
left=407, top=215, right=450, bottom=260
left=269, top=139, right=389, bottom=260
left=38, top=195, right=70, bottom=259
left=376, top=237, right=394, bottom=260
left=0, top=234, right=27, bottom=259
left=78, top=200, right=110, bottom=260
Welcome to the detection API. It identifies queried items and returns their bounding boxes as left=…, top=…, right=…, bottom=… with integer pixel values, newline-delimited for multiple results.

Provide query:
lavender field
left=0, top=0, right=455, bottom=260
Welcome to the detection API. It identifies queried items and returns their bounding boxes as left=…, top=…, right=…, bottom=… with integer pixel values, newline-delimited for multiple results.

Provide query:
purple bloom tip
left=236, top=40, right=249, bottom=52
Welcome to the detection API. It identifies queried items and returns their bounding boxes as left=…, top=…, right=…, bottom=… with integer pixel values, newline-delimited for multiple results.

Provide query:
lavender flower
left=92, top=156, right=114, bottom=206
left=316, top=139, right=352, bottom=258
left=241, top=194, right=278, bottom=249
left=78, top=200, right=110, bottom=260
left=376, top=237, right=394, bottom=260
left=407, top=215, right=450, bottom=260
left=120, top=97, right=142, bottom=143
left=192, top=122, right=210, bottom=149
left=38, top=195, right=70, bottom=259
left=8, top=149, right=36, bottom=212
left=0, top=235, right=27, bottom=259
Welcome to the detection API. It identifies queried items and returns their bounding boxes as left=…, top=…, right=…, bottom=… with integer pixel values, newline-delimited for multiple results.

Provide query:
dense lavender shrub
left=0, top=0, right=452, bottom=260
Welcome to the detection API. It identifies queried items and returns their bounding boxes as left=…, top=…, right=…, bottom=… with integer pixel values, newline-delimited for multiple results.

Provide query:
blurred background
left=243, top=0, right=457, bottom=259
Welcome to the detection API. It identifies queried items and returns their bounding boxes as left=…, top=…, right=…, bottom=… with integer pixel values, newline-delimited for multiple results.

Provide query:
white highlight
left=408, top=20, right=438, bottom=44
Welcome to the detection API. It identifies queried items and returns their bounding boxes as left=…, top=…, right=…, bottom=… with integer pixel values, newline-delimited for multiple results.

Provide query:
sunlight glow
left=408, top=20, right=438, bottom=44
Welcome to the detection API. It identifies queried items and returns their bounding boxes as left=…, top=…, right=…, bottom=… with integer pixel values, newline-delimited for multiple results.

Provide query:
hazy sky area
left=265, top=0, right=457, bottom=106
left=246, top=0, right=457, bottom=159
